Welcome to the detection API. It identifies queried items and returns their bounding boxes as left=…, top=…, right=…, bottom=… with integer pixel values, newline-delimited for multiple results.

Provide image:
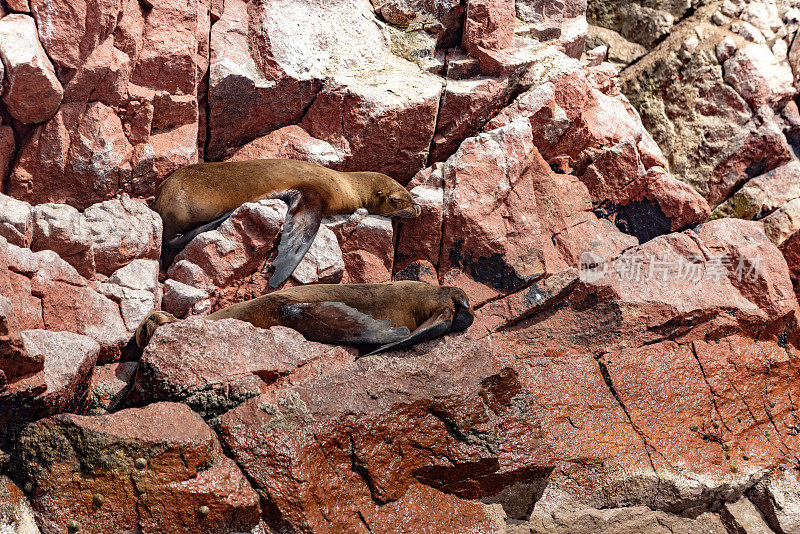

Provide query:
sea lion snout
left=450, top=290, right=474, bottom=332
left=389, top=203, right=421, bottom=219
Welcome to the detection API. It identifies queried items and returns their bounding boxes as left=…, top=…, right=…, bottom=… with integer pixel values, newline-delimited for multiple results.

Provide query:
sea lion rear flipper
left=281, top=301, right=410, bottom=345
left=362, top=308, right=454, bottom=357
left=269, top=191, right=325, bottom=288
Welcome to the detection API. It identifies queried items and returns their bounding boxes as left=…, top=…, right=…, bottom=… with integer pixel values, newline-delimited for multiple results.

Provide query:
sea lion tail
left=135, top=310, right=180, bottom=349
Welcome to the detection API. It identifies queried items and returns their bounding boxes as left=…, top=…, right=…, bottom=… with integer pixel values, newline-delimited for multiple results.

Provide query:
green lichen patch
left=260, top=393, right=315, bottom=434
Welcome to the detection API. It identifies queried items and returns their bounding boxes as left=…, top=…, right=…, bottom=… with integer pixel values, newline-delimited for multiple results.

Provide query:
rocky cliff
left=1, top=0, right=800, bottom=532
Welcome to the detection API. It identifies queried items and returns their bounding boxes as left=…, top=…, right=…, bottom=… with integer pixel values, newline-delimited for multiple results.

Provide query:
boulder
left=16, top=402, right=260, bottom=534
left=86, top=361, right=137, bottom=414
left=0, top=14, right=63, bottom=124
left=0, top=476, right=40, bottom=534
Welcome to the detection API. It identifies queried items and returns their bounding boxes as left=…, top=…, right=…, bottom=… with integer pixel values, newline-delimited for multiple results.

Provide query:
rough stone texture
left=16, top=402, right=261, bottom=534
left=0, top=329, right=99, bottom=445
left=720, top=496, right=776, bottom=534
left=748, top=471, right=800, bottom=534
left=0, top=14, right=63, bottom=124
left=0, top=295, right=40, bottom=382
left=0, top=476, right=40, bottom=534
left=131, top=318, right=356, bottom=417
left=225, top=125, right=346, bottom=168
left=86, top=361, right=137, bottom=415
left=712, top=160, right=800, bottom=221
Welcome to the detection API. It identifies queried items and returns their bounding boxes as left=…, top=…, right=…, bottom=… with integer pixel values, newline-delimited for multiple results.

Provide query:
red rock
left=515, top=0, right=587, bottom=58
left=4, top=0, right=29, bottom=12
left=86, top=361, right=137, bottom=414
left=0, top=476, right=39, bottom=533
left=83, top=196, right=162, bottom=276
left=0, top=14, right=63, bottom=124
left=394, top=184, right=443, bottom=276
left=301, top=73, right=442, bottom=183
left=225, top=125, right=345, bottom=169
left=132, top=318, right=356, bottom=416
left=461, top=0, right=515, bottom=55
left=207, top=0, right=320, bottom=159
left=0, top=125, right=15, bottom=186
left=429, top=76, right=510, bottom=163
left=371, top=0, right=464, bottom=47
left=0, top=294, right=40, bottom=381
left=0, top=193, right=32, bottom=248
left=16, top=402, right=261, bottom=534
left=161, top=279, right=209, bottom=318
left=29, top=0, right=121, bottom=72
left=62, top=36, right=131, bottom=105
left=325, top=211, right=394, bottom=284
left=9, top=102, right=134, bottom=209
left=723, top=43, right=796, bottom=110
left=642, top=166, right=711, bottom=232
left=30, top=203, right=96, bottom=279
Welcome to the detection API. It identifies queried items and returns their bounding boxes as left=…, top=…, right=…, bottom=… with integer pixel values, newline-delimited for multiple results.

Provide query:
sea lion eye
left=389, top=196, right=402, bottom=205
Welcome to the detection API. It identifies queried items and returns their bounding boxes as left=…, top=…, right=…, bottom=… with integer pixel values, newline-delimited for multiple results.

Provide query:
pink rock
left=301, top=73, right=442, bottom=183
left=5, top=0, right=30, bottom=12
left=99, top=259, right=160, bottom=332
left=642, top=166, right=711, bottom=232
left=325, top=210, right=394, bottom=284
left=207, top=0, right=319, bottom=159
left=9, top=101, right=134, bottom=209
left=83, top=196, right=162, bottom=276
left=17, top=402, right=261, bottom=534
left=86, top=361, right=137, bottom=414
left=461, top=0, right=515, bottom=55
left=515, top=0, right=587, bottom=58
left=0, top=125, right=15, bottom=185
left=62, top=36, right=131, bottom=105
left=429, top=76, right=510, bottom=163
left=289, top=225, right=344, bottom=285
left=394, top=184, right=443, bottom=275
left=29, top=0, right=121, bottom=72
left=161, top=279, right=209, bottom=318
left=723, top=43, right=796, bottom=110
left=30, top=203, right=96, bottom=279
left=0, top=14, right=63, bottom=124
left=0, top=193, right=32, bottom=248
left=0, top=295, right=40, bottom=381
left=226, top=125, right=345, bottom=169
left=0, top=476, right=38, bottom=533
left=132, top=318, right=357, bottom=416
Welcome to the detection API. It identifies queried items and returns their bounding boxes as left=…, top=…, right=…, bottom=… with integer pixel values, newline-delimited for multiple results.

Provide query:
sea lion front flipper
left=362, top=308, right=454, bottom=357
left=281, top=302, right=411, bottom=345
left=161, top=209, right=236, bottom=268
left=268, top=191, right=325, bottom=288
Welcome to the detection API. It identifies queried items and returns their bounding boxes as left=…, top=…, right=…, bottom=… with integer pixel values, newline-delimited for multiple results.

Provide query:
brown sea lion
left=154, top=159, right=421, bottom=287
left=135, top=281, right=473, bottom=356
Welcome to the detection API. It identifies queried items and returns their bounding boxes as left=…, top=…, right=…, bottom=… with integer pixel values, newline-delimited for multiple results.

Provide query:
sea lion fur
left=135, top=281, right=473, bottom=355
left=154, top=159, right=420, bottom=287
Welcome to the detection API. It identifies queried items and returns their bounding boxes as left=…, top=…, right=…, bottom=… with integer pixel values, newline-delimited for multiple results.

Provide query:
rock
left=9, top=102, right=134, bottom=209
left=394, top=184, right=443, bottom=277
left=86, top=361, right=137, bottom=414
left=16, top=402, right=261, bottom=534
left=723, top=43, right=796, bottom=110
left=461, top=0, right=515, bottom=56
left=0, top=329, right=98, bottom=446
left=29, top=0, right=121, bottom=73
left=216, top=335, right=519, bottom=532
left=711, top=161, right=800, bottom=221
left=161, top=279, right=209, bottom=318
left=226, top=125, right=345, bottom=168
left=515, top=0, right=587, bottom=58
left=98, top=259, right=160, bottom=332
left=762, top=198, right=800, bottom=246
left=371, top=0, right=464, bottom=47
left=586, top=24, right=647, bottom=66
left=720, top=496, right=776, bottom=534
left=0, top=294, right=40, bottom=381
left=429, top=76, right=510, bottom=163
left=131, top=318, right=356, bottom=417
left=324, top=211, right=393, bottom=284
left=0, top=194, right=32, bottom=248
left=29, top=203, right=95, bottom=279
left=748, top=471, right=800, bottom=534
left=0, top=476, right=40, bottom=534
left=518, top=502, right=727, bottom=534
left=82, top=196, right=162, bottom=276
left=0, top=14, right=63, bottom=124
left=290, top=224, right=345, bottom=285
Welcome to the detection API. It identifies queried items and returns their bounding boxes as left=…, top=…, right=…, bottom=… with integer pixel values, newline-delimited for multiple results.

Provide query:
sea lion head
left=359, top=172, right=421, bottom=220
left=135, top=310, right=180, bottom=350
left=443, top=286, right=474, bottom=331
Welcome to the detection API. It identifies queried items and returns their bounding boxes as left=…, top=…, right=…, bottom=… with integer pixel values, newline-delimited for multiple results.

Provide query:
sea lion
left=154, top=159, right=421, bottom=287
left=135, top=281, right=473, bottom=356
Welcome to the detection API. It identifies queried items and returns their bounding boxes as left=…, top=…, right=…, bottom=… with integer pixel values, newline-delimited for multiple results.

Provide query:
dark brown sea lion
left=154, top=159, right=420, bottom=287
left=135, top=281, right=473, bottom=356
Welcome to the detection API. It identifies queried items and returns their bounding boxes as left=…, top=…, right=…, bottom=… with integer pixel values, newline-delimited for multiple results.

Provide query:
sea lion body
left=154, top=159, right=419, bottom=286
left=136, top=282, right=473, bottom=355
